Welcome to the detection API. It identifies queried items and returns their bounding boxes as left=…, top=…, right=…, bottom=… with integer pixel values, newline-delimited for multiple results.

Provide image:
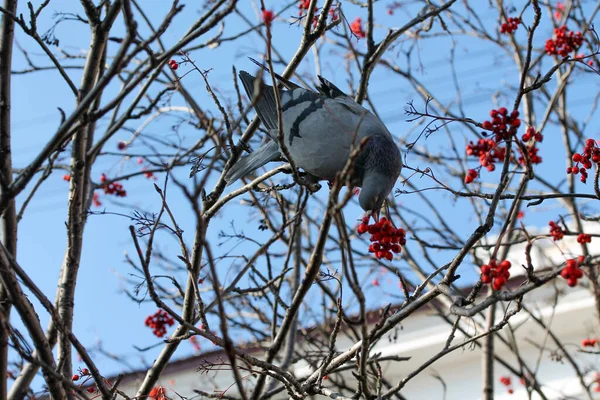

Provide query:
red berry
left=72, top=374, right=79, bottom=381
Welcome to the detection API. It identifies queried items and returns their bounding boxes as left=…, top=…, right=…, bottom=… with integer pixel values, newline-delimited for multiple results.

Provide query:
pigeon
left=225, top=65, right=402, bottom=216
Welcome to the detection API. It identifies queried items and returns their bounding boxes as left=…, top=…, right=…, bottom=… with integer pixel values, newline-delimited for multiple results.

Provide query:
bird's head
left=359, top=171, right=396, bottom=219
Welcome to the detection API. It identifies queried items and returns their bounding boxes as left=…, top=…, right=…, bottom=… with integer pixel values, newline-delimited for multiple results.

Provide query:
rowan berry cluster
left=465, top=169, right=479, bottom=184
left=481, top=108, right=521, bottom=142
left=521, top=127, right=543, bottom=143
left=567, top=139, right=599, bottom=183
left=168, top=59, right=179, bottom=71
left=350, top=17, right=366, bottom=38
left=144, top=309, right=175, bottom=337
left=72, top=368, right=89, bottom=382
left=190, top=336, right=201, bottom=352
left=298, top=0, right=310, bottom=14
left=149, top=386, right=169, bottom=400
left=466, top=138, right=506, bottom=171
left=100, top=174, right=127, bottom=197
left=262, top=9, right=274, bottom=26
left=577, top=233, right=592, bottom=244
left=357, top=217, right=406, bottom=261
left=545, top=26, right=584, bottom=56
left=480, top=259, right=511, bottom=290
left=560, top=256, right=584, bottom=287
left=518, top=145, right=542, bottom=165
left=554, top=2, right=565, bottom=20
left=582, top=338, right=598, bottom=347
left=594, top=373, right=600, bottom=393
left=500, top=17, right=521, bottom=34
left=549, top=221, right=564, bottom=241
left=92, top=192, right=102, bottom=207
left=499, top=376, right=514, bottom=395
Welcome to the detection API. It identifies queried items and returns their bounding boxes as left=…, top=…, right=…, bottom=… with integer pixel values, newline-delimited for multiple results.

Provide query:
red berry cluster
left=549, top=221, right=564, bottom=241
left=262, top=9, right=275, bottom=26
left=554, top=2, right=565, bottom=20
left=144, top=309, right=175, bottom=337
left=63, top=174, right=71, bottom=181
left=545, top=26, right=583, bottom=56
left=190, top=335, right=201, bottom=352
left=582, top=338, right=598, bottom=347
left=168, top=59, right=178, bottom=71
left=72, top=367, right=90, bottom=383
left=481, top=108, right=521, bottom=142
left=92, top=192, right=102, bottom=207
left=480, top=259, right=511, bottom=290
left=518, top=145, right=542, bottom=165
left=328, top=7, right=339, bottom=22
left=521, top=127, right=543, bottom=143
left=594, top=372, right=600, bottom=393
left=149, top=386, right=168, bottom=400
left=499, top=376, right=514, bottom=395
left=350, top=17, right=366, bottom=38
left=500, top=17, right=521, bottom=34
left=465, top=169, right=479, bottom=184
left=466, top=138, right=507, bottom=172
left=560, top=256, right=584, bottom=287
left=298, top=0, right=310, bottom=13
left=100, top=174, right=127, bottom=197
left=577, top=233, right=592, bottom=244
left=357, top=217, right=406, bottom=261
left=143, top=168, right=156, bottom=180
left=567, top=139, right=599, bottom=183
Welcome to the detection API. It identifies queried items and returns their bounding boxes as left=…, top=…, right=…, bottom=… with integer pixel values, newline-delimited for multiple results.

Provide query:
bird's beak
left=366, top=209, right=380, bottom=222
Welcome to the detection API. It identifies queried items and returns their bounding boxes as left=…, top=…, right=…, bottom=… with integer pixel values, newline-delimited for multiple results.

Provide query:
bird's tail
left=225, top=140, right=280, bottom=185
left=239, top=71, right=280, bottom=133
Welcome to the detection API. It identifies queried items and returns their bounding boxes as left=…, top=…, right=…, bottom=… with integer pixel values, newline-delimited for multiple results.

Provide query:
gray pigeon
left=225, top=68, right=402, bottom=215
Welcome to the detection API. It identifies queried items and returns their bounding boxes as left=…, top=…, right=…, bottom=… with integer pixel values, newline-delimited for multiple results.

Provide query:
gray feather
left=225, top=140, right=280, bottom=185
left=239, top=71, right=280, bottom=134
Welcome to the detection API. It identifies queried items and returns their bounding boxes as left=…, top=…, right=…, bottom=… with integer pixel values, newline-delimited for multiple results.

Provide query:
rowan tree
left=1, top=1, right=599, bottom=399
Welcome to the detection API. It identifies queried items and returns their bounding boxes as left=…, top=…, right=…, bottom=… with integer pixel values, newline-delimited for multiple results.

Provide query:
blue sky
left=7, top=0, right=600, bottom=389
